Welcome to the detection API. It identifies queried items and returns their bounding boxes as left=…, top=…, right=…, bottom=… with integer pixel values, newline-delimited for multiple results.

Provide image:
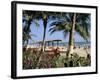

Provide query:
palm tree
left=23, top=11, right=39, bottom=46
left=33, top=12, right=63, bottom=68
left=49, top=13, right=90, bottom=58
left=39, top=12, right=48, bottom=52
left=39, top=12, right=62, bottom=52
left=25, top=11, right=62, bottom=52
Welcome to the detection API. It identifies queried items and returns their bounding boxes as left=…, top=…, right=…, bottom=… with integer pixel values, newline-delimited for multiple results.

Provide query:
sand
left=45, top=46, right=90, bottom=58
left=25, top=45, right=90, bottom=58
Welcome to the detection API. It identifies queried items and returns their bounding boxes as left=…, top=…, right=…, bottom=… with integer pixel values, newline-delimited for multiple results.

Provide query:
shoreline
left=24, top=45, right=90, bottom=58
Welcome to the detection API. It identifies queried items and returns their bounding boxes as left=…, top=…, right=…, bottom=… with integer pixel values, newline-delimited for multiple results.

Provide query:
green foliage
left=23, top=50, right=91, bottom=69
left=63, top=53, right=91, bottom=67
left=49, top=13, right=90, bottom=40
left=23, top=50, right=40, bottom=69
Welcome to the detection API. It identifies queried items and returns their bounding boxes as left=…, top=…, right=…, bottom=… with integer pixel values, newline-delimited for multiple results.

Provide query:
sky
left=29, top=19, right=88, bottom=43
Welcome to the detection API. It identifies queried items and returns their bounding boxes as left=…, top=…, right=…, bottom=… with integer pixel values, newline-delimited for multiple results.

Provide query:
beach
left=25, top=44, right=90, bottom=58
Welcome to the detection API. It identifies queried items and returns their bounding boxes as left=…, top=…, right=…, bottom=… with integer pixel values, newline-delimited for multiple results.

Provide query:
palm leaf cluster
left=49, top=13, right=90, bottom=41
left=23, top=11, right=39, bottom=45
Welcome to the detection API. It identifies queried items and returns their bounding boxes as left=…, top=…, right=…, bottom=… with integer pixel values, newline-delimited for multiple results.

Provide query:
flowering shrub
left=23, top=49, right=91, bottom=69
left=63, top=53, right=91, bottom=67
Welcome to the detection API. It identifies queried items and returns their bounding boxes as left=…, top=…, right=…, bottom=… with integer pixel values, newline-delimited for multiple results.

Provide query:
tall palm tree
left=68, top=13, right=76, bottom=56
left=38, top=12, right=62, bottom=52
left=39, top=12, right=48, bottom=52
left=49, top=13, right=90, bottom=58
left=24, top=11, right=61, bottom=52
left=23, top=11, right=39, bottom=46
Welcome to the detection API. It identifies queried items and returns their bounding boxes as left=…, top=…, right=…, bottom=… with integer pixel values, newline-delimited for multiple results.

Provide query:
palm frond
left=63, top=30, right=69, bottom=39
left=75, top=23, right=90, bottom=41
left=65, top=13, right=74, bottom=22
left=32, top=19, right=40, bottom=27
left=49, top=20, right=66, bottom=27
left=49, top=21, right=67, bottom=34
left=76, top=13, right=91, bottom=29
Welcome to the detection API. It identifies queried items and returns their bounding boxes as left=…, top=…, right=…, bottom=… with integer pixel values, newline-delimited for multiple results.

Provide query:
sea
left=46, top=42, right=90, bottom=47
left=30, top=42, right=91, bottom=47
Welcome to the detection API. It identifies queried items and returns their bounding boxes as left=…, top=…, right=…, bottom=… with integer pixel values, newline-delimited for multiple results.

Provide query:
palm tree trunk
left=67, top=13, right=76, bottom=58
left=35, top=18, right=47, bottom=68
left=41, top=18, right=47, bottom=52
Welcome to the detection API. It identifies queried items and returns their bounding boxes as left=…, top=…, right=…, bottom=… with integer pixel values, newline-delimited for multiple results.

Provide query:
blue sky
left=29, top=19, right=87, bottom=43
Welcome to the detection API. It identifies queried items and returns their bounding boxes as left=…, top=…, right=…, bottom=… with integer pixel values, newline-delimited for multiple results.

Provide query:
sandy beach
left=45, top=46, right=90, bottom=58
left=26, top=45, right=90, bottom=58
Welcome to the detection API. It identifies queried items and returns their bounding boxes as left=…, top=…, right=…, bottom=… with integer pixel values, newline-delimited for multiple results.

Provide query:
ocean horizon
left=28, top=42, right=91, bottom=47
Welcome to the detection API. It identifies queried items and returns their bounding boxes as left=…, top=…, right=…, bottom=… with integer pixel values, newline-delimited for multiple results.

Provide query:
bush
left=23, top=50, right=91, bottom=69
left=63, top=53, right=91, bottom=67
left=23, top=50, right=40, bottom=69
